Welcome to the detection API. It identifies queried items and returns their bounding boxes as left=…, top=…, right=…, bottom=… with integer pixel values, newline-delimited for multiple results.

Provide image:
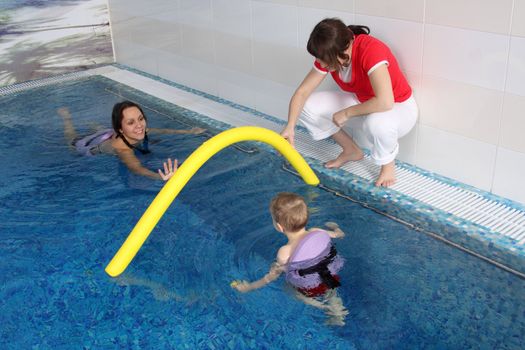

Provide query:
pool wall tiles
left=106, top=0, right=525, bottom=205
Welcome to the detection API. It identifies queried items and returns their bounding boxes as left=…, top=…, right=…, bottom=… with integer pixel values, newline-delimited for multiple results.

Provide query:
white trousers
left=299, top=91, right=418, bottom=165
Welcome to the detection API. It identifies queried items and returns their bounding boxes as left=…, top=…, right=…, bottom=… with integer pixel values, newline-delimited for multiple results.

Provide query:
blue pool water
left=1, top=76, right=524, bottom=349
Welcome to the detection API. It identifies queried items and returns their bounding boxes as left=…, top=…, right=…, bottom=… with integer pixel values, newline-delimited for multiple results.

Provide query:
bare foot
left=375, top=161, right=396, bottom=187
left=325, top=149, right=364, bottom=169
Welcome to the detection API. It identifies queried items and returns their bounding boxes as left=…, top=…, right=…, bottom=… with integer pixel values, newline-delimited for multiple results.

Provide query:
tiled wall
left=107, top=0, right=525, bottom=205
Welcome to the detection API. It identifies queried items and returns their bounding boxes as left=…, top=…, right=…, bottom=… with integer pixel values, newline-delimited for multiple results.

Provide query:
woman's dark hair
left=307, top=18, right=370, bottom=71
left=111, top=100, right=150, bottom=154
left=111, top=100, right=147, bottom=134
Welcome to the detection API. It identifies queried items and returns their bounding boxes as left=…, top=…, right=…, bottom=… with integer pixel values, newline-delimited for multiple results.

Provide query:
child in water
left=232, top=192, right=348, bottom=325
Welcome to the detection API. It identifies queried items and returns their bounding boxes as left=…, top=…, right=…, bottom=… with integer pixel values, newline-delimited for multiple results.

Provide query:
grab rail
left=105, top=126, right=319, bottom=277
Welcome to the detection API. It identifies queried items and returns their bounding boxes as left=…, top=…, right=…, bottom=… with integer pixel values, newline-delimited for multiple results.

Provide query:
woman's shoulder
left=111, top=137, right=130, bottom=153
left=355, top=33, right=387, bottom=49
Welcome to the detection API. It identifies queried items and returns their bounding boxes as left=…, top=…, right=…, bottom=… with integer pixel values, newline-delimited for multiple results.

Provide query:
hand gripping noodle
left=105, top=126, right=319, bottom=277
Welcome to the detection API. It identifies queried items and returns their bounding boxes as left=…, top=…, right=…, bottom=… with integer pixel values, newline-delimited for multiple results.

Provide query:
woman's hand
left=333, top=109, right=349, bottom=127
left=280, top=124, right=296, bottom=148
left=188, top=127, right=206, bottom=135
left=158, top=158, right=178, bottom=181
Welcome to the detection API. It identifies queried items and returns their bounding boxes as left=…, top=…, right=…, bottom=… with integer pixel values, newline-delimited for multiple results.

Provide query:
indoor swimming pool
left=1, top=74, right=524, bottom=349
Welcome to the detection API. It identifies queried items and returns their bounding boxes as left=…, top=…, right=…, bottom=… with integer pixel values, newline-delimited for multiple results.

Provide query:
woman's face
left=120, top=106, right=146, bottom=143
left=316, top=44, right=352, bottom=71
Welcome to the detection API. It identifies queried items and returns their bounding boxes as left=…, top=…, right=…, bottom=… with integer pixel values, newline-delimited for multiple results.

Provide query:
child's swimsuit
left=285, top=230, right=344, bottom=297
left=74, top=129, right=114, bottom=156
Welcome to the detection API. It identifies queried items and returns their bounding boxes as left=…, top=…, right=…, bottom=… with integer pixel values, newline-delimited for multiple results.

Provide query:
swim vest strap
left=297, top=246, right=341, bottom=289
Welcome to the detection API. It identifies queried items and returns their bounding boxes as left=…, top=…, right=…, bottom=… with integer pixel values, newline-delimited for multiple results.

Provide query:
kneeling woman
left=281, top=18, right=418, bottom=187
left=59, top=100, right=206, bottom=181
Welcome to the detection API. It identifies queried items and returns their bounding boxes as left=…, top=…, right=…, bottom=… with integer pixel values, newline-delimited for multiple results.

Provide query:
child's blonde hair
left=270, top=192, right=308, bottom=232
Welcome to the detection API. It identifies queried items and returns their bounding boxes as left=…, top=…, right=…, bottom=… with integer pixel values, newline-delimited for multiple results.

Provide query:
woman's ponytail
left=347, top=25, right=370, bottom=36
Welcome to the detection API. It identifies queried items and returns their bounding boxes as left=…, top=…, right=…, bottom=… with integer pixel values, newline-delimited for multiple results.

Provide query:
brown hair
left=307, top=18, right=370, bottom=71
left=270, top=192, right=308, bottom=232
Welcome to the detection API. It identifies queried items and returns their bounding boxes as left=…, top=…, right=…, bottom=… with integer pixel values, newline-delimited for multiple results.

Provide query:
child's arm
left=231, top=261, right=284, bottom=293
left=324, top=222, right=345, bottom=239
left=231, top=245, right=290, bottom=293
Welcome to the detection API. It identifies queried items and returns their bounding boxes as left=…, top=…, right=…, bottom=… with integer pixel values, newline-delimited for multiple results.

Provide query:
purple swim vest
left=285, top=229, right=344, bottom=290
left=74, top=129, right=113, bottom=156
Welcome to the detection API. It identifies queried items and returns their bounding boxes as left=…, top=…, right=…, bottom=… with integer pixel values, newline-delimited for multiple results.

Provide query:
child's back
left=286, top=229, right=344, bottom=297
left=232, top=193, right=348, bottom=325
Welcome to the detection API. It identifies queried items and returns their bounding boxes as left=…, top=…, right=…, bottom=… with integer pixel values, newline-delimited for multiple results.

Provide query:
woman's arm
left=58, top=107, right=78, bottom=145
left=148, top=127, right=206, bottom=135
left=333, top=64, right=394, bottom=127
left=116, top=148, right=177, bottom=182
left=116, top=148, right=162, bottom=179
left=281, top=68, right=326, bottom=147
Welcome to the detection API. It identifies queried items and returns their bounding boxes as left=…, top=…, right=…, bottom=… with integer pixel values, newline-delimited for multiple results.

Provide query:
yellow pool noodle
left=105, top=126, right=319, bottom=277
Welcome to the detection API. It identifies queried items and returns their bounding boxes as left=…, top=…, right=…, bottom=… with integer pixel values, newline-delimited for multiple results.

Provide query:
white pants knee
left=299, top=91, right=418, bottom=165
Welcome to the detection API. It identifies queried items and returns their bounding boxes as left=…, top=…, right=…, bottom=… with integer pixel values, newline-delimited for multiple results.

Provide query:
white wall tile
left=355, top=14, right=424, bottom=73
left=254, top=0, right=297, bottom=5
left=215, top=67, right=258, bottom=109
left=113, top=40, right=158, bottom=76
left=416, top=125, right=497, bottom=191
left=355, top=0, right=424, bottom=23
left=156, top=52, right=218, bottom=96
left=426, top=0, right=513, bottom=34
left=178, top=0, right=213, bottom=28
left=419, top=76, right=503, bottom=145
left=512, top=0, right=525, bottom=37
left=404, top=70, right=422, bottom=97
left=214, top=32, right=253, bottom=74
left=298, top=7, right=354, bottom=48
left=298, top=0, right=354, bottom=13
left=126, top=18, right=182, bottom=54
left=180, top=25, right=215, bottom=64
left=213, top=0, right=251, bottom=38
left=397, top=123, right=419, bottom=164
left=253, top=79, right=296, bottom=120
left=108, top=10, right=131, bottom=46
left=423, top=24, right=509, bottom=91
left=500, top=93, right=525, bottom=154
left=107, top=7, right=133, bottom=26
left=492, top=147, right=525, bottom=204
left=506, top=36, right=525, bottom=96
left=108, top=0, right=178, bottom=18
left=252, top=42, right=308, bottom=87
left=251, top=1, right=299, bottom=47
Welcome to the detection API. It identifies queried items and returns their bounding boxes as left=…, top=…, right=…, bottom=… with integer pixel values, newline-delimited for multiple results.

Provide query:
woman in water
left=59, top=100, right=206, bottom=181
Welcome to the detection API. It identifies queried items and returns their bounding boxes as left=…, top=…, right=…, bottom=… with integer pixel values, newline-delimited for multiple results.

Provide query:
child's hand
left=189, top=127, right=206, bottom=135
left=230, top=280, right=251, bottom=293
left=325, top=221, right=345, bottom=238
left=325, top=221, right=339, bottom=230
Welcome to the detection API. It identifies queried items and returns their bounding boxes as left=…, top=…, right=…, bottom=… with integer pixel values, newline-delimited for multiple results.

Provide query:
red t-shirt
left=313, top=34, right=412, bottom=103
